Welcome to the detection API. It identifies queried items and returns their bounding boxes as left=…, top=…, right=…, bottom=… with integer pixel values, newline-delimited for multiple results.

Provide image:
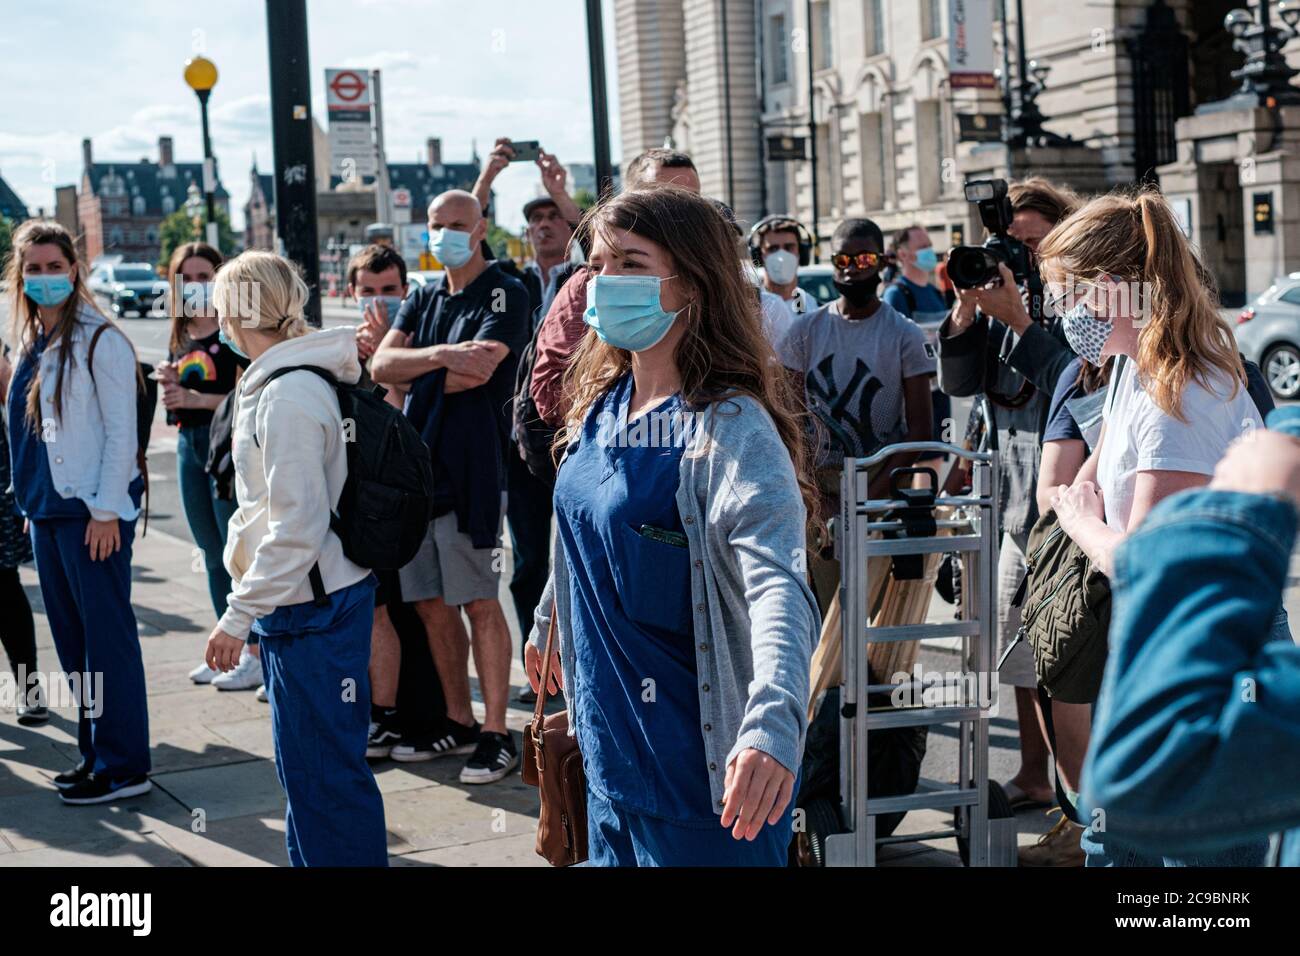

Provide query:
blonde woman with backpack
left=203, top=251, right=386, bottom=866
left=4, top=220, right=149, bottom=805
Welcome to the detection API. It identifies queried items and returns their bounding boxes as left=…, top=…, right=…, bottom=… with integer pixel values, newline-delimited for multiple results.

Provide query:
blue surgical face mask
left=358, top=295, right=404, bottom=321
left=218, top=321, right=250, bottom=361
left=914, top=247, right=939, bottom=272
left=429, top=227, right=475, bottom=269
left=1061, top=299, right=1113, bottom=366
left=24, top=274, right=75, bottom=308
left=583, top=274, right=684, bottom=352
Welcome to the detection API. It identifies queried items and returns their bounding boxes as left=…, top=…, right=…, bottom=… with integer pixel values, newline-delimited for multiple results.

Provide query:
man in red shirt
left=529, top=148, right=700, bottom=427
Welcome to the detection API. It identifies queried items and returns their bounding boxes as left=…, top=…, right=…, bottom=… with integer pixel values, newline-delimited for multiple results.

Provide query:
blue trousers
left=585, top=784, right=794, bottom=867
left=176, top=425, right=238, bottom=623
left=30, top=516, right=150, bottom=779
left=256, top=576, right=387, bottom=867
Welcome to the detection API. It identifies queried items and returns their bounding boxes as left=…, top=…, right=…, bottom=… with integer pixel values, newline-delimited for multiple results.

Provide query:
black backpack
left=259, top=365, right=435, bottom=605
left=510, top=262, right=581, bottom=485
left=88, top=323, right=158, bottom=533
left=512, top=320, right=559, bottom=484
left=205, top=391, right=237, bottom=502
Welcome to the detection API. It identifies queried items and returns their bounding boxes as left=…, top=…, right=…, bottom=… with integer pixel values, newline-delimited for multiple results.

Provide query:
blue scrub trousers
left=586, top=782, right=797, bottom=867
left=256, top=576, right=388, bottom=867
left=30, top=516, right=150, bottom=779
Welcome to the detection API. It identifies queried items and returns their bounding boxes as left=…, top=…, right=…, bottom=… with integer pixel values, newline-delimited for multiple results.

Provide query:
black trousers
left=506, top=452, right=554, bottom=659
left=0, top=567, right=37, bottom=681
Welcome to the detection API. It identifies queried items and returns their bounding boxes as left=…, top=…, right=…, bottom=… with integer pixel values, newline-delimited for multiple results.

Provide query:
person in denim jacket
left=1081, top=406, right=1300, bottom=867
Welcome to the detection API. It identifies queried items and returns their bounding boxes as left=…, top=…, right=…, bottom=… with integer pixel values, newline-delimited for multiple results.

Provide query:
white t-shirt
left=1098, top=358, right=1261, bottom=532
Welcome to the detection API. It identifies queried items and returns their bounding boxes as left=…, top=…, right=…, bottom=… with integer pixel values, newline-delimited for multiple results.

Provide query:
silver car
left=1235, top=273, right=1300, bottom=400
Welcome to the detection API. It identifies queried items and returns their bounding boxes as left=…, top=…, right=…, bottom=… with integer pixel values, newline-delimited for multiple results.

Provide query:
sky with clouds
left=0, top=0, right=622, bottom=234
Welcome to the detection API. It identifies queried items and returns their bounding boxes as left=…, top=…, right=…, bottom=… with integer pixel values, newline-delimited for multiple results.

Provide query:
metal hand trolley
left=819, top=439, right=1016, bottom=866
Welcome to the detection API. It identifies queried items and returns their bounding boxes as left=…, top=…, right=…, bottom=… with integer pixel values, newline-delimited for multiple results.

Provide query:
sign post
left=326, top=68, right=377, bottom=182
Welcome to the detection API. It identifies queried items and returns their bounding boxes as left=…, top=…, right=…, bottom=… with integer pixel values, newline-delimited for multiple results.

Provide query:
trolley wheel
left=793, top=797, right=846, bottom=867
left=956, top=780, right=1014, bottom=867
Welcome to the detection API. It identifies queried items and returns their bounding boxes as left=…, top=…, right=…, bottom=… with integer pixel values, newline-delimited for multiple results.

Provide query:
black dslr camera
left=945, top=179, right=1034, bottom=289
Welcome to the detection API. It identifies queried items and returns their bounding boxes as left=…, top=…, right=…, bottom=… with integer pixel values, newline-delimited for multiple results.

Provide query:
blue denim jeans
left=1081, top=468, right=1300, bottom=865
left=177, top=425, right=239, bottom=624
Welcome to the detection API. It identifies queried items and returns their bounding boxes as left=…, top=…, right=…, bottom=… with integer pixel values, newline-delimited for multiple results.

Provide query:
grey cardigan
left=529, top=393, right=822, bottom=814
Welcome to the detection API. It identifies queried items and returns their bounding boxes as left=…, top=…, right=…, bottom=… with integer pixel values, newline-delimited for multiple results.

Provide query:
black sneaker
left=59, top=774, right=152, bottom=806
left=16, top=681, right=49, bottom=727
left=390, top=719, right=480, bottom=763
left=52, top=761, right=91, bottom=791
left=459, top=731, right=519, bottom=784
left=366, top=719, right=403, bottom=760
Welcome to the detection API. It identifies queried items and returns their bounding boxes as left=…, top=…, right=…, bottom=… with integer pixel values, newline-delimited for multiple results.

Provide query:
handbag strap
left=532, top=605, right=559, bottom=725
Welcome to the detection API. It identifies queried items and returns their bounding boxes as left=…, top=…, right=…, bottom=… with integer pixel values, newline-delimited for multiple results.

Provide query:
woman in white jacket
left=4, top=220, right=150, bottom=806
left=203, top=251, right=387, bottom=867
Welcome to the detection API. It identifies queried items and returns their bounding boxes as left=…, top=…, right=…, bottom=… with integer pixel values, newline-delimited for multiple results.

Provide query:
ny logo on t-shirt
left=806, top=354, right=884, bottom=459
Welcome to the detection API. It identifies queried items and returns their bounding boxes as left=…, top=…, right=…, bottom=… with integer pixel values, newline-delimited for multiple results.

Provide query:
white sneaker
left=211, top=648, right=264, bottom=691
left=255, top=684, right=268, bottom=702
left=189, top=661, right=221, bottom=684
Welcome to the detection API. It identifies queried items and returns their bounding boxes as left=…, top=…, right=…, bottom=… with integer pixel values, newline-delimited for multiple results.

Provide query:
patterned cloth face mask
left=1061, top=298, right=1114, bottom=366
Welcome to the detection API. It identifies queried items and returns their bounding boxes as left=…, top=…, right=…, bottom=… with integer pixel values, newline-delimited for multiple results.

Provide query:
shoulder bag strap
left=529, top=606, right=559, bottom=768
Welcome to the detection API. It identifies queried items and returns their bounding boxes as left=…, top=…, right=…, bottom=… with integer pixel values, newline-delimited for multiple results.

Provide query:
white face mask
left=764, top=249, right=799, bottom=286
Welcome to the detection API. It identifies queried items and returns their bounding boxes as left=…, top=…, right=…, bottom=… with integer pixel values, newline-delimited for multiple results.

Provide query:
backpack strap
left=257, top=365, right=345, bottom=609
left=86, top=322, right=151, bottom=536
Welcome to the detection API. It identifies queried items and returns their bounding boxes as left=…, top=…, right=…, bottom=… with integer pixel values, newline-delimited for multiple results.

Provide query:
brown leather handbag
left=521, top=608, right=588, bottom=866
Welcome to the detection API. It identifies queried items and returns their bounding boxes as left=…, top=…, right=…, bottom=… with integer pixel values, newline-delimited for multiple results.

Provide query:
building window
left=132, top=195, right=145, bottom=216
left=864, top=0, right=885, bottom=57
left=859, top=112, right=886, bottom=211
left=162, top=194, right=175, bottom=215
left=109, top=227, right=124, bottom=247
left=922, top=0, right=943, bottom=41
left=915, top=99, right=943, bottom=204
left=770, top=13, right=789, bottom=86
left=812, top=1, right=833, bottom=72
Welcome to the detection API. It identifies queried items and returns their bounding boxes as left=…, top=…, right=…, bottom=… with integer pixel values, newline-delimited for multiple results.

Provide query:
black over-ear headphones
left=747, top=215, right=816, bottom=268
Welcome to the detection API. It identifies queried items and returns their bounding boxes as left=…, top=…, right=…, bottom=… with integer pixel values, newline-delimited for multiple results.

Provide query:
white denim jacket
left=31, top=305, right=140, bottom=522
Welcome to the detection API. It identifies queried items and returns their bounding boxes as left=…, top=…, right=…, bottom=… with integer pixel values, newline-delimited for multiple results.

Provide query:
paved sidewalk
left=5, top=514, right=1297, bottom=867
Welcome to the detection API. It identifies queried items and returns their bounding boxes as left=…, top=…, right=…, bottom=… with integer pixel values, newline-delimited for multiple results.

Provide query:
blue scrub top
left=554, top=372, right=714, bottom=824
left=6, top=335, right=90, bottom=522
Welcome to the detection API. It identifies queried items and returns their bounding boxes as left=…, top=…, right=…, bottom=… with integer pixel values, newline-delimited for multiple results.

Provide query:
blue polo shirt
left=553, top=373, right=715, bottom=823
left=391, top=261, right=530, bottom=446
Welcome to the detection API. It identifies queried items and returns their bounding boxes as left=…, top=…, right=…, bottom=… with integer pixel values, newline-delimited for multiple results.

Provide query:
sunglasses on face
left=831, top=251, right=885, bottom=271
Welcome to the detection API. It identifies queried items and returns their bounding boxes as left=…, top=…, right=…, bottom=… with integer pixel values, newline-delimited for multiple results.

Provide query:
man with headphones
left=750, top=215, right=819, bottom=317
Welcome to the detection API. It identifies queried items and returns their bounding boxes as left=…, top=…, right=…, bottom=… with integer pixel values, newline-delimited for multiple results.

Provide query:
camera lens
left=946, top=246, right=1000, bottom=289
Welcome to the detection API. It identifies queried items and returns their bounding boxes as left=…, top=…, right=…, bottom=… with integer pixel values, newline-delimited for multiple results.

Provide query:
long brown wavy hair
left=556, top=186, right=818, bottom=523
left=165, top=241, right=224, bottom=355
left=1037, top=188, right=1244, bottom=421
left=3, top=220, right=123, bottom=427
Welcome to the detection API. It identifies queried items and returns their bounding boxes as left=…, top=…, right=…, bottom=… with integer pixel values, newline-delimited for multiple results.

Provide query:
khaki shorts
left=398, top=501, right=505, bottom=607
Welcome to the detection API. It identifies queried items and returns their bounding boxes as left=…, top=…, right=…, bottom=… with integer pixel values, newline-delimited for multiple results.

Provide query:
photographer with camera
left=937, top=177, right=1081, bottom=814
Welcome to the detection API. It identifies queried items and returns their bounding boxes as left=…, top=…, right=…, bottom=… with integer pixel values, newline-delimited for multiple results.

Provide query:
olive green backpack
left=1012, top=508, right=1111, bottom=703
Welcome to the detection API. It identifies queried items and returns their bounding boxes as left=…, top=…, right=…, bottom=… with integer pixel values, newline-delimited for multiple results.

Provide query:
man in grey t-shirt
left=774, top=217, right=934, bottom=613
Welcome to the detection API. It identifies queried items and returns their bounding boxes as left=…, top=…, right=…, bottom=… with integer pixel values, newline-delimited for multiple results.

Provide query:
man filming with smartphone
left=936, top=177, right=1083, bottom=836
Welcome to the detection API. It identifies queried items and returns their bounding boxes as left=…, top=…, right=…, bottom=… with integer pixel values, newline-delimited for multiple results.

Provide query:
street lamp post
left=185, top=182, right=204, bottom=241
left=183, top=55, right=220, bottom=248
left=1005, top=0, right=1070, bottom=148
left=1221, top=2, right=1300, bottom=107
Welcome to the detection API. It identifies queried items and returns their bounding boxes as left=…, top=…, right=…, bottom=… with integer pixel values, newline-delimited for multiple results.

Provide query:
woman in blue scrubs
left=527, top=187, right=822, bottom=866
left=4, top=220, right=150, bottom=805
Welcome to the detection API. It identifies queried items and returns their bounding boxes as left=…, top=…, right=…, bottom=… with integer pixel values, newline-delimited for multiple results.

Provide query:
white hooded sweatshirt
left=217, top=326, right=370, bottom=639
